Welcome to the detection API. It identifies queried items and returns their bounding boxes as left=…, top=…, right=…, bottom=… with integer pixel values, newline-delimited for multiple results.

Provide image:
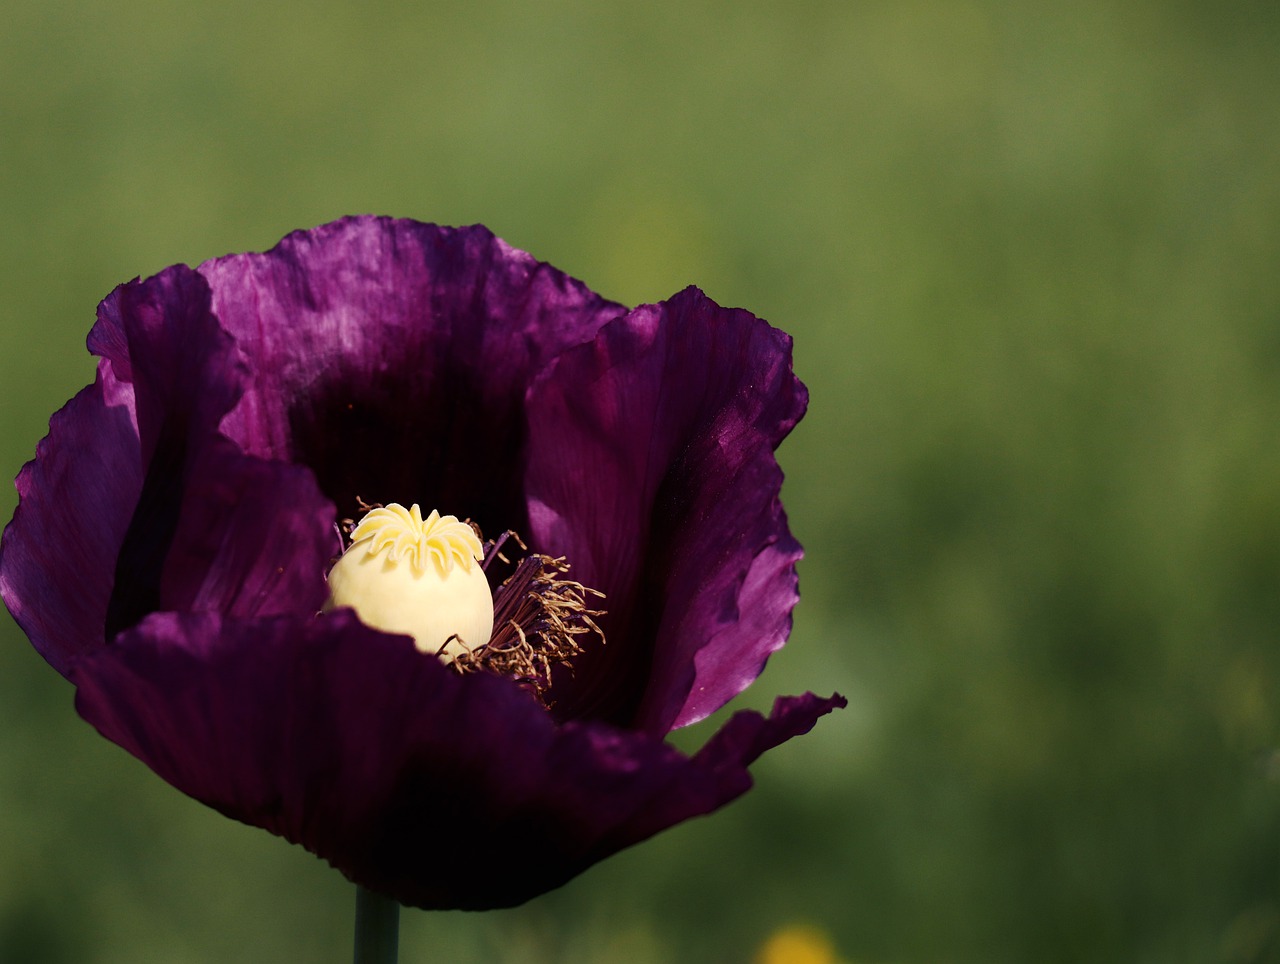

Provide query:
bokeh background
left=2, top=0, right=1278, bottom=961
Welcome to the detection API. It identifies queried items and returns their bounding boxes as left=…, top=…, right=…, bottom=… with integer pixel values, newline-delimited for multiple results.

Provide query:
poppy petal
left=4, top=219, right=840, bottom=913
left=0, top=367, right=141, bottom=674
left=72, top=609, right=841, bottom=910
left=525, top=287, right=807, bottom=732
left=198, top=216, right=626, bottom=535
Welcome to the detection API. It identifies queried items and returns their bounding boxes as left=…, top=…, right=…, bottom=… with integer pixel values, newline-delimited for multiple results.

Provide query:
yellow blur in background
left=756, top=924, right=847, bottom=964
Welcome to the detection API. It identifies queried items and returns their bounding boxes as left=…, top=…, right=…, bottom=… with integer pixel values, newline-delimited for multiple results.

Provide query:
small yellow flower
left=755, top=924, right=843, bottom=964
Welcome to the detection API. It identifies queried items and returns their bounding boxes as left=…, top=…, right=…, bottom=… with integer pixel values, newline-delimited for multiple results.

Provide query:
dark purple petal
left=89, top=265, right=252, bottom=635
left=96, top=267, right=337, bottom=630
left=1, top=266, right=337, bottom=678
left=692, top=692, right=849, bottom=772
left=158, top=437, right=335, bottom=620
left=4, top=218, right=840, bottom=912
left=524, top=287, right=808, bottom=733
left=71, top=609, right=841, bottom=910
left=198, top=217, right=625, bottom=536
left=607, top=691, right=848, bottom=849
left=0, top=366, right=142, bottom=675
left=89, top=266, right=244, bottom=463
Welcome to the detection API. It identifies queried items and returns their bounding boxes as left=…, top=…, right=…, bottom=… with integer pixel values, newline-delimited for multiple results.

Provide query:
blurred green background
left=2, top=0, right=1278, bottom=961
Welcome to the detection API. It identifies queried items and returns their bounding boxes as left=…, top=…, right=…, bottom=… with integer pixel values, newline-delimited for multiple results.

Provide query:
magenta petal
left=71, top=609, right=842, bottom=910
left=1, top=264, right=337, bottom=676
left=525, top=287, right=808, bottom=732
left=693, top=692, right=849, bottom=772
left=159, top=438, right=335, bottom=619
left=95, top=266, right=335, bottom=631
left=582, top=691, right=848, bottom=851
left=89, top=265, right=244, bottom=462
left=71, top=611, right=417, bottom=846
left=5, top=219, right=840, bottom=911
left=88, top=265, right=252, bottom=635
left=0, top=367, right=142, bottom=675
left=199, top=217, right=625, bottom=534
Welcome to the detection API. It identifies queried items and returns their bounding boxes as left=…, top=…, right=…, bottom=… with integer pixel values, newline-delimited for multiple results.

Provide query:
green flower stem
left=353, top=885, right=400, bottom=964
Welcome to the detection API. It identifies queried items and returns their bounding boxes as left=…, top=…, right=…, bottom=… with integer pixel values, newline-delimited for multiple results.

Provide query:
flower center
left=324, top=503, right=606, bottom=704
left=324, top=504, right=494, bottom=662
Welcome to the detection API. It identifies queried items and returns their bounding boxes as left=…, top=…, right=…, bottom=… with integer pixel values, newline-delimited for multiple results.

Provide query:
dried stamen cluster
left=452, top=531, right=605, bottom=704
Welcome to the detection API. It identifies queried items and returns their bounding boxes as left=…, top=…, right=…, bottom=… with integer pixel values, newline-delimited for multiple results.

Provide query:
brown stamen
left=453, top=532, right=606, bottom=705
left=337, top=497, right=385, bottom=542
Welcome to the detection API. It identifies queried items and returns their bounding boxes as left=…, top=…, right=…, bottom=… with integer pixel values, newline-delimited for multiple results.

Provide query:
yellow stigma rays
left=324, top=504, right=494, bottom=662
left=349, top=504, right=484, bottom=576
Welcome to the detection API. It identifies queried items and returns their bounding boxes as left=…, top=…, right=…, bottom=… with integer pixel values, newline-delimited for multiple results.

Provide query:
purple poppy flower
left=0, top=216, right=844, bottom=910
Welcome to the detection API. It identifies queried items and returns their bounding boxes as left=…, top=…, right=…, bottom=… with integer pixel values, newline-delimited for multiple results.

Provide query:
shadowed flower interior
left=0, top=216, right=845, bottom=911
